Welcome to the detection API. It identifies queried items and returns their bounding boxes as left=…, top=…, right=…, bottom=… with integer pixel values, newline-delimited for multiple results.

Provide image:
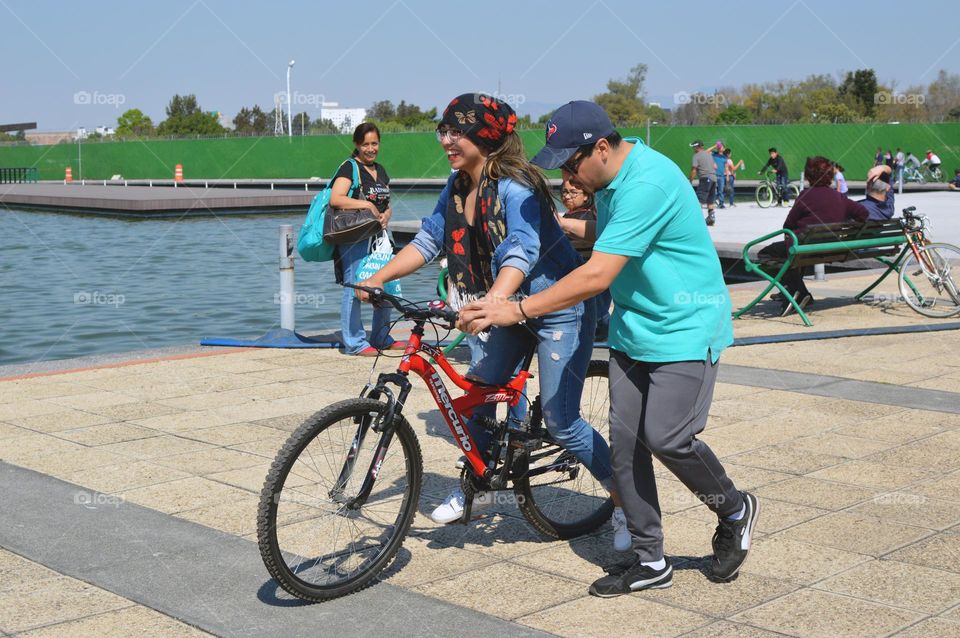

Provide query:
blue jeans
left=725, top=176, right=736, bottom=206
left=716, top=175, right=726, bottom=206
left=335, top=240, right=393, bottom=354
left=463, top=300, right=613, bottom=489
left=776, top=174, right=790, bottom=204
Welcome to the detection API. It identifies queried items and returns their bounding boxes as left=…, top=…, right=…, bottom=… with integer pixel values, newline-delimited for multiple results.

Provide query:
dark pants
left=758, top=241, right=810, bottom=299
left=608, top=350, right=743, bottom=561
left=775, top=174, right=790, bottom=205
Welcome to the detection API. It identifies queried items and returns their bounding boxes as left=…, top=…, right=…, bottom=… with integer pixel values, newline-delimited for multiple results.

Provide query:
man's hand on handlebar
left=354, top=278, right=384, bottom=303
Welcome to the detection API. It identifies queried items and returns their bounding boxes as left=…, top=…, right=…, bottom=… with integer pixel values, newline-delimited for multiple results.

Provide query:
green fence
left=0, top=166, right=39, bottom=183
left=1, top=123, right=957, bottom=181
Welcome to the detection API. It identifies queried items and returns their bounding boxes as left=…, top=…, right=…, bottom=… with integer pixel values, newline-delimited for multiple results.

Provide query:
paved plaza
left=2, top=270, right=960, bottom=637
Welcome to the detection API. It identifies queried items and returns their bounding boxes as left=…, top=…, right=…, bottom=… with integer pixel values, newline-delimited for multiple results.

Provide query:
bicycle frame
left=344, top=321, right=533, bottom=508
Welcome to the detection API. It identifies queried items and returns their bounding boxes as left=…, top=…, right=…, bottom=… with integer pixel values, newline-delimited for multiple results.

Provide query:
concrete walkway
left=2, top=270, right=959, bottom=637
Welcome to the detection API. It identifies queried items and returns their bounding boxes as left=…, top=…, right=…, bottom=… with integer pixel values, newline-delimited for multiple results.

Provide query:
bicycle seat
left=903, top=206, right=917, bottom=215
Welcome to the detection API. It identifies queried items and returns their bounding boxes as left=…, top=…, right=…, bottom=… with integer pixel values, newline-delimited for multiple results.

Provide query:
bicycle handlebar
left=343, top=283, right=460, bottom=326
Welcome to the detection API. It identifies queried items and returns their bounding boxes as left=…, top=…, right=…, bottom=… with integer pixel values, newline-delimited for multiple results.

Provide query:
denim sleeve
left=409, top=174, right=455, bottom=264
left=494, top=179, right=541, bottom=276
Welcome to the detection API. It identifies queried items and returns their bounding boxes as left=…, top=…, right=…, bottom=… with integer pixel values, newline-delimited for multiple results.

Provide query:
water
left=0, top=192, right=445, bottom=366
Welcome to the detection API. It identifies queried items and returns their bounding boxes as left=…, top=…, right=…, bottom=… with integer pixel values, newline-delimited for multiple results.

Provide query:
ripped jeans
left=463, top=299, right=614, bottom=490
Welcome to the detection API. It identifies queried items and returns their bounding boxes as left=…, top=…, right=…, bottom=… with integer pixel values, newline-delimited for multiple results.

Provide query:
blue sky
left=1, top=0, right=956, bottom=131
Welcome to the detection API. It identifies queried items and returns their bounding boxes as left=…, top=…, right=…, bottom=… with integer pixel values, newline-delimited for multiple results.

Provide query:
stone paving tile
left=128, top=409, right=248, bottom=433
left=809, top=460, right=941, bottom=490
left=85, top=401, right=183, bottom=422
left=183, top=422, right=282, bottom=447
left=646, top=568, right=799, bottom=618
left=913, top=470, right=960, bottom=503
left=779, top=511, right=932, bottom=557
left=849, top=493, right=960, bottom=531
left=150, top=447, right=265, bottom=475
left=378, top=534, right=499, bottom=589
left=53, top=422, right=159, bottom=446
left=43, top=392, right=140, bottom=412
left=868, top=439, right=960, bottom=472
left=97, top=435, right=213, bottom=461
left=176, top=495, right=260, bottom=536
left=679, top=495, right=827, bottom=535
left=0, top=381, right=94, bottom=401
left=204, top=464, right=274, bottom=493
left=679, top=620, right=793, bottom=637
left=509, top=532, right=621, bottom=586
left=0, top=422, right=33, bottom=440
left=410, top=513, right=553, bottom=559
left=836, top=417, right=944, bottom=443
left=726, top=444, right=848, bottom=475
left=14, top=605, right=211, bottom=637
left=893, top=617, right=960, bottom=638
left=718, top=463, right=793, bottom=491
left=885, top=531, right=960, bottom=574
left=944, top=604, right=960, bottom=623
left=815, top=559, right=960, bottom=614
left=0, top=400, right=70, bottom=421
left=5, top=409, right=115, bottom=433
left=784, top=432, right=898, bottom=459
left=413, top=562, right=586, bottom=620
left=14, top=447, right=134, bottom=477
left=731, top=588, right=924, bottom=637
left=155, top=392, right=253, bottom=412
left=63, top=460, right=192, bottom=494
left=0, top=575, right=130, bottom=634
left=118, top=476, right=252, bottom=514
left=740, top=537, right=873, bottom=585
left=516, top=593, right=711, bottom=638
left=754, top=476, right=879, bottom=510
left=0, top=550, right=60, bottom=591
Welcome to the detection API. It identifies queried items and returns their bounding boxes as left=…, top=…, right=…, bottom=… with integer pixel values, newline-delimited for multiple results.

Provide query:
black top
left=761, top=155, right=788, bottom=178
left=334, top=160, right=391, bottom=213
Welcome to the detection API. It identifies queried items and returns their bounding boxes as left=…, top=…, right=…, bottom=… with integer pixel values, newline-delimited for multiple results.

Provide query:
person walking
left=690, top=140, right=718, bottom=225
left=461, top=101, right=760, bottom=594
left=724, top=148, right=744, bottom=207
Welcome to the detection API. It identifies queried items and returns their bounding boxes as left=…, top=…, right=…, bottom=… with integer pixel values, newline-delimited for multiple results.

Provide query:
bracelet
left=517, top=299, right=531, bottom=321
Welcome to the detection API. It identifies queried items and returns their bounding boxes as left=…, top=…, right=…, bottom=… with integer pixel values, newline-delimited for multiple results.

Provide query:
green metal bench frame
left=734, top=219, right=915, bottom=326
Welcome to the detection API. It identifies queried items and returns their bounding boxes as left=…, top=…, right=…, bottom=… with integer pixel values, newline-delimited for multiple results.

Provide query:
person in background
left=723, top=148, right=744, bottom=208
left=923, top=149, right=942, bottom=175
left=884, top=149, right=894, bottom=171
left=833, top=163, right=849, bottom=197
left=357, top=93, right=628, bottom=551
left=690, top=140, right=718, bottom=225
left=558, top=177, right=612, bottom=340
left=712, top=141, right=727, bottom=209
left=894, top=148, right=905, bottom=187
left=948, top=168, right=960, bottom=191
left=874, top=147, right=884, bottom=166
left=759, top=156, right=869, bottom=315
left=857, top=165, right=895, bottom=220
left=329, top=122, right=400, bottom=356
left=759, top=147, right=790, bottom=206
left=905, top=151, right=921, bottom=170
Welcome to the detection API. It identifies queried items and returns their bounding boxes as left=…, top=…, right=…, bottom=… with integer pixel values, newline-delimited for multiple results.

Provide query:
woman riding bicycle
left=356, top=93, right=628, bottom=549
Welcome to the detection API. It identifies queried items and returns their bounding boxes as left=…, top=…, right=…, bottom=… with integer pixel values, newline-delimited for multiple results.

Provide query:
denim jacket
left=410, top=174, right=582, bottom=297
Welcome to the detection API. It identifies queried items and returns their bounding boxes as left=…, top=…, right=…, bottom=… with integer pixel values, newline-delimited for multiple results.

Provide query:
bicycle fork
left=333, top=374, right=412, bottom=510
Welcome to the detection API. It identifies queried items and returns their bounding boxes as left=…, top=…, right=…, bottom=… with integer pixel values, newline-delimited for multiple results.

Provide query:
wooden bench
left=734, top=218, right=909, bottom=326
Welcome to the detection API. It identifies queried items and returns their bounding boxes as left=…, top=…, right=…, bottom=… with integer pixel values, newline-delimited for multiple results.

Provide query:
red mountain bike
left=257, top=285, right=612, bottom=602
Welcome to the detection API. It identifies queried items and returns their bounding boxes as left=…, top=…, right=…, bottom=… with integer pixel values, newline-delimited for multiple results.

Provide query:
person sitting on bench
left=759, top=156, right=869, bottom=316
left=858, top=165, right=895, bottom=220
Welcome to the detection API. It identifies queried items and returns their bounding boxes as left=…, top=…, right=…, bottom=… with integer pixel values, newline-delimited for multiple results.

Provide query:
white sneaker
left=611, top=507, right=632, bottom=552
left=429, top=488, right=492, bottom=524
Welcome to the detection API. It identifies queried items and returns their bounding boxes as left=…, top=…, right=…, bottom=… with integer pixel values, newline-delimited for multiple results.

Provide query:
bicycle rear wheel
left=898, top=242, right=960, bottom=318
left=788, top=183, right=801, bottom=200
left=755, top=184, right=774, bottom=208
left=514, top=360, right=614, bottom=539
left=257, top=398, right=422, bottom=602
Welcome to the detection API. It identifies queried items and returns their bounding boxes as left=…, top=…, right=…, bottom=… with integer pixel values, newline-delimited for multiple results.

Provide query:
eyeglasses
left=560, top=189, right=583, bottom=198
left=436, top=127, right=465, bottom=143
left=561, top=150, right=587, bottom=174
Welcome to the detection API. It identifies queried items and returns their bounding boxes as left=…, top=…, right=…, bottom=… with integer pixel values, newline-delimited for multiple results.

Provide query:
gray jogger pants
left=608, top=350, right=743, bottom=561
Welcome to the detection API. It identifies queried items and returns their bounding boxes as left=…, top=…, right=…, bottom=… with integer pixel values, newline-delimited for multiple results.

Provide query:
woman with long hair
left=357, top=93, right=627, bottom=549
left=330, top=122, right=402, bottom=356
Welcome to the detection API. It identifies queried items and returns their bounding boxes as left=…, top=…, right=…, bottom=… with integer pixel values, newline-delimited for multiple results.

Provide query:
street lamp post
left=287, top=60, right=295, bottom=140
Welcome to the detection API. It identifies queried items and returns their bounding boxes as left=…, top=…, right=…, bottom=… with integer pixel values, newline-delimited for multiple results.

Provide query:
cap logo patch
left=583, top=132, right=593, bottom=140
left=547, top=122, right=558, bottom=141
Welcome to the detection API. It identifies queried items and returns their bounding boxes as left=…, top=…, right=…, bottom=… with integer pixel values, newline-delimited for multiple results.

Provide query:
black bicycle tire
left=514, top=360, right=614, bottom=539
left=257, top=398, right=422, bottom=602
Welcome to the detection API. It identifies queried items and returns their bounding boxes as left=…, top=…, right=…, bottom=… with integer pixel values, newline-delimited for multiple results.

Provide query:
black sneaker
left=711, top=491, right=760, bottom=582
left=589, top=557, right=673, bottom=597
left=706, top=214, right=716, bottom=226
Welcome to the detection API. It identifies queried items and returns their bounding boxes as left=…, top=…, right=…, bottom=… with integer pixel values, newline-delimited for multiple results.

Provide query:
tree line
left=98, top=66, right=960, bottom=141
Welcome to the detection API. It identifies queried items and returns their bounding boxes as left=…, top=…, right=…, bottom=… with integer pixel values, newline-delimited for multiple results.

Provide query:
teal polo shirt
left=593, top=138, right=733, bottom=363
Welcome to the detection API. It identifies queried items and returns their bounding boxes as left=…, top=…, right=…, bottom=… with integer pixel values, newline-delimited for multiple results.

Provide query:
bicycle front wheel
left=788, top=183, right=801, bottom=200
left=514, top=360, right=614, bottom=539
left=257, top=398, right=422, bottom=602
left=898, top=242, right=960, bottom=318
left=755, top=184, right=774, bottom=208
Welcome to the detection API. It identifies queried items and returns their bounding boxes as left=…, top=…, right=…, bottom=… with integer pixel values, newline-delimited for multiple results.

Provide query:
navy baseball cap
left=531, top=101, right=616, bottom=170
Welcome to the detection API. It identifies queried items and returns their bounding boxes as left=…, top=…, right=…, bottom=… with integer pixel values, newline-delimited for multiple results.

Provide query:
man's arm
left=459, top=252, right=628, bottom=332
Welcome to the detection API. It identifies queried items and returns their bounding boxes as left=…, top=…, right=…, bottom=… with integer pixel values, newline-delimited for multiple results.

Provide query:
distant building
left=75, top=126, right=115, bottom=139
left=25, top=131, right=74, bottom=145
left=320, top=103, right=367, bottom=133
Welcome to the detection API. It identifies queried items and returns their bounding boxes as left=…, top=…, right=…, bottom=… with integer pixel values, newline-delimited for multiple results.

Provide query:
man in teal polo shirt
left=460, top=101, right=759, bottom=596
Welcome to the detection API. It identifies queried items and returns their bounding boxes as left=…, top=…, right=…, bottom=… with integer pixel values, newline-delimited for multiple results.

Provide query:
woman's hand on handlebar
left=355, top=278, right=383, bottom=303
